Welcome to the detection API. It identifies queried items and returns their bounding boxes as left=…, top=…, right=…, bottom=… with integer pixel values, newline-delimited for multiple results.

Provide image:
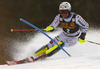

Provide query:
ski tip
left=6, top=61, right=18, bottom=66
left=6, top=61, right=11, bottom=66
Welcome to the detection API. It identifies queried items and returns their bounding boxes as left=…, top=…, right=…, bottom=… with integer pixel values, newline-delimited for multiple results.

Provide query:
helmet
left=59, top=2, right=71, bottom=12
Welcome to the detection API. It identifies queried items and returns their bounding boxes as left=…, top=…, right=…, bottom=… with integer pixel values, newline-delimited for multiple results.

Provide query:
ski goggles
left=60, top=10, right=69, bottom=14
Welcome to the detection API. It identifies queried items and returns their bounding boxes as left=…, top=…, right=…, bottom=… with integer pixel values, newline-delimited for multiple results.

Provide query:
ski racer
left=7, top=2, right=89, bottom=65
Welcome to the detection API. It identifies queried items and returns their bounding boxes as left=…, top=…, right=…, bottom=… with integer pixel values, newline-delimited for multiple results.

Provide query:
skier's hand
left=78, top=33, right=86, bottom=43
left=43, top=26, right=54, bottom=32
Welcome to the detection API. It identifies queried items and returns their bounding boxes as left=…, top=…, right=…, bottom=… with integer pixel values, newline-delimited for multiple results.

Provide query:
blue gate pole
left=20, top=18, right=71, bottom=57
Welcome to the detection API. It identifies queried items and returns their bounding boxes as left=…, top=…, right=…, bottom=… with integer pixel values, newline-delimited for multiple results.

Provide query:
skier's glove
left=43, top=26, right=54, bottom=32
left=79, top=33, right=86, bottom=43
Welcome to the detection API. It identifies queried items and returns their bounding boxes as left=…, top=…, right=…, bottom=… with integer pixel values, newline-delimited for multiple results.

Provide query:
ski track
left=0, top=28, right=100, bottom=69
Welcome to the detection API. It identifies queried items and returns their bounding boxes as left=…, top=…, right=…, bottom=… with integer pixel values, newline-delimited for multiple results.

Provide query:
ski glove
left=43, top=26, right=54, bottom=32
left=79, top=33, right=86, bottom=43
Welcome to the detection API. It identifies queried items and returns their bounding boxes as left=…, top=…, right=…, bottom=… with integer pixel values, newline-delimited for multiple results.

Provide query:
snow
left=0, top=28, right=100, bottom=69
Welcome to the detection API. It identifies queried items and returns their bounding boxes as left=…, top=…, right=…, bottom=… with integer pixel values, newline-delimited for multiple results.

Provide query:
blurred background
left=0, top=0, right=100, bottom=64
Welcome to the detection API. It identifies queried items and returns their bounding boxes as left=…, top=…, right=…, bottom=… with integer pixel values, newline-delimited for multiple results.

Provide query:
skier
left=7, top=2, right=89, bottom=65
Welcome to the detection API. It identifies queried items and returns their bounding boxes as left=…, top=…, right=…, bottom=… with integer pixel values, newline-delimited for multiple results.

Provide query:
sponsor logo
left=61, top=22, right=76, bottom=29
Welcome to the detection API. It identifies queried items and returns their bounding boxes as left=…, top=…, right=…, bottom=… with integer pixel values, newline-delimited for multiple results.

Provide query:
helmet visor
left=60, top=10, right=69, bottom=14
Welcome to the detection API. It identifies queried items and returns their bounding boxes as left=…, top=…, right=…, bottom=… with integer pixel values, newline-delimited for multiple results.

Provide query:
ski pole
left=85, top=40, right=100, bottom=45
left=11, top=29, right=36, bottom=32
left=20, top=18, right=71, bottom=57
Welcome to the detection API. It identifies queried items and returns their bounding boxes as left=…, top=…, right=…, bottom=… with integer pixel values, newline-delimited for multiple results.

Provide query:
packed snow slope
left=1, top=28, right=100, bottom=69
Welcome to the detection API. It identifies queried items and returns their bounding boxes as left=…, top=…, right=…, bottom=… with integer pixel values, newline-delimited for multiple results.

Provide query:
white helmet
left=59, top=2, right=71, bottom=12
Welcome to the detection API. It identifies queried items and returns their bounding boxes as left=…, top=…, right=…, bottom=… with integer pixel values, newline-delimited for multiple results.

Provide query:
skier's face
left=60, top=10, right=70, bottom=18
